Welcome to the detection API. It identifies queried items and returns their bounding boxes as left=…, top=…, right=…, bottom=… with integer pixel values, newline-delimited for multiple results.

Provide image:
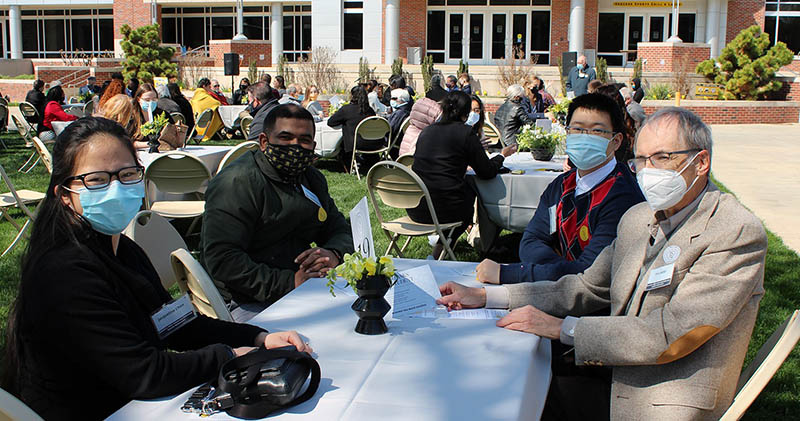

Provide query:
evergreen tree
left=120, top=24, right=178, bottom=83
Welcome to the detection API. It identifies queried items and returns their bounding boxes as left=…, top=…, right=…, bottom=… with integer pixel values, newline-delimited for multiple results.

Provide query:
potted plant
left=547, top=98, right=571, bottom=126
left=327, top=100, right=349, bottom=117
left=326, top=252, right=396, bottom=335
left=78, top=91, right=94, bottom=104
left=140, top=113, right=169, bottom=153
left=516, top=124, right=565, bottom=161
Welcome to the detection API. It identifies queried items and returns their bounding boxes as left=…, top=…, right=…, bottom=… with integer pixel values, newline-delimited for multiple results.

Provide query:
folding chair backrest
left=395, top=116, right=412, bottom=143
left=82, top=100, right=94, bottom=116
left=68, top=96, right=80, bottom=104
left=483, top=115, right=501, bottom=142
left=0, top=164, right=37, bottom=220
left=19, top=102, right=38, bottom=119
left=195, top=108, right=214, bottom=130
left=144, top=152, right=211, bottom=196
left=170, top=248, right=233, bottom=321
left=217, top=141, right=259, bottom=173
left=171, top=112, right=186, bottom=125
left=0, top=97, right=8, bottom=106
left=367, top=160, right=427, bottom=209
left=720, top=309, right=800, bottom=420
left=240, top=116, right=253, bottom=139
left=0, top=105, right=8, bottom=128
left=396, top=154, right=414, bottom=168
left=123, top=211, right=188, bottom=290
left=0, top=387, right=45, bottom=421
left=10, top=115, right=29, bottom=140
left=31, top=137, right=53, bottom=174
left=355, top=116, right=391, bottom=142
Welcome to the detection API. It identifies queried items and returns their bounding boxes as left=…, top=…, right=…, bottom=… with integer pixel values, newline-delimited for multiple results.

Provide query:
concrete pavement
left=710, top=123, right=800, bottom=254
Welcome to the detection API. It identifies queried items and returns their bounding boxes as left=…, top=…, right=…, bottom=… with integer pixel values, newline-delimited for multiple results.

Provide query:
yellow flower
left=379, top=256, right=392, bottom=265
left=364, top=258, right=377, bottom=276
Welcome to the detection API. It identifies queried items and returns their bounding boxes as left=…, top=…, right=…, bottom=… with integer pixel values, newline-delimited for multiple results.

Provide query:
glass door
left=511, top=13, right=527, bottom=60
left=648, top=15, right=666, bottom=42
left=627, top=15, right=643, bottom=63
left=491, top=14, right=506, bottom=60
left=468, top=13, right=483, bottom=61
left=449, top=13, right=464, bottom=61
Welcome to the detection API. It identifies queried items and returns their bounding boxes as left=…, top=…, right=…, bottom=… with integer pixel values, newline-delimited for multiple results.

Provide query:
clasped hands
left=435, top=280, right=564, bottom=340
left=293, top=247, right=339, bottom=288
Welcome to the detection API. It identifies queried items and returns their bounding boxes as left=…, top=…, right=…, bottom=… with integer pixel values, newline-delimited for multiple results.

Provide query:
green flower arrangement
left=516, top=124, right=565, bottom=153
left=547, top=98, right=571, bottom=120
left=327, top=100, right=349, bottom=116
left=326, top=251, right=396, bottom=296
left=78, top=91, right=95, bottom=104
left=140, top=113, right=169, bottom=137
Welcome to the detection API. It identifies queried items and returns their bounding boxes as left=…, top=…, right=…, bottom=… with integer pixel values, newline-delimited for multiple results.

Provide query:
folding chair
left=351, top=116, right=392, bottom=180
left=0, top=97, right=8, bottom=107
left=366, top=160, right=459, bottom=260
left=0, top=163, right=44, bottom=257
left=144, top=152, right=211, bottom=235
left=0, top=104, right=8, bottom=148
left=217, top=141, right=259, bottom=173
left=719, top=309, right=800, bottom=420
left=482, top=113, right=502, bottom=149
left=31, top=137, right=53, bottom=174
left=170, top=112, right=186, bottom=125
left=123, top=210, right=189, bottom=290
left=171, top=248, right=233, bottom=321
left=396, top=154, right=414, bottom=168
left=82, top=99, right=94, bottom=116
left=240, top=115, right=253, bottom=139
left=0, top=387, right=44, bottom=421
left=389, top=116, right=412, bottom=156
left=186, top=109, right=215, bottom=145
left=18, top=102, right=40, bottom=133
left=68, top=96, right=80, bottom=104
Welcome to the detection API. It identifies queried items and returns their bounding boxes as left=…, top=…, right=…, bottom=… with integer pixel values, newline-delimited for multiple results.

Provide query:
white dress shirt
left=575, top=157, right=617, bottom=196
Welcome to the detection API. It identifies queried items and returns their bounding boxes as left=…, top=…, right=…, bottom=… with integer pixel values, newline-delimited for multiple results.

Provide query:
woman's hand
left=501, top=143, right=518, bottom=157
left=261, top=331, right=314, bottom=354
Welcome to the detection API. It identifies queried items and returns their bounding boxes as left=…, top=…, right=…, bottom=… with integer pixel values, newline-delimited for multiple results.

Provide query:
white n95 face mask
left=636, top=153, right=700, bottom=211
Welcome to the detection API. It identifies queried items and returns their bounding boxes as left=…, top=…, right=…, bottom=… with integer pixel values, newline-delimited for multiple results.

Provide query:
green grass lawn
left=0, top=132, right=797, bottom=419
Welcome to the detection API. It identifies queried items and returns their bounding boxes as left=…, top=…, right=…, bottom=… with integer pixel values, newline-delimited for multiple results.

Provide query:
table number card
left=349, top=197, right=375, bottom=258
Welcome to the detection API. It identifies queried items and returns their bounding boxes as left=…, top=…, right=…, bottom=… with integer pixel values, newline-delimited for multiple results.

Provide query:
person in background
left=96, top=94, right=147, bottom=149
left=493, top=84, right=535, bottom=146
left=376, top=83, right=390, bottom=107
left=458, top=73, right=473, bottom=96
left=594, top=84, right=636, bottom=163
left=280, top=84, right=303, bottom=105
left=40, top=85, right=78, bottom=141
left=202, top=104, right=354, bottom=319
left=327, top=85, right=379, bottom=172
left=409, top=91, right=516, bottom=258
left=383, top=75, right=415, bottom=108
left=260, top=73, right=281, bottom=99
left=531, top=76, right=556, bottom=107
left=24, top=79, right=46, bottom=133
left=232, top=78, right=251, bottom=105
left=125, top=78, right=139, bottom=97
left=134, top=83, right=174, bottom=124
left=208, top=79, right=229, bottom=105
left=630, top=77, right=645, bottom=103
left=437, top=107, right=767, bottom=421
left=365, top=79, right=387, bottom=114
left=468, top=94, right=488, bottom=145
left=168, top=83, right=195, bottom=134
left=273, top=75, right=287, bottom=96
left=619, top=86, right=646, bottom=129
left=302, top=85, right=324, bottom=122
left=246, top=82, right=281, bottom=141
left=97, top=79, right=125, bottom=113
left=79, top=76, right=98, bottom=96
left=566, top=55, right=597, bottom=97
left=445, top=75, right=459, bottom=92
left=521, top=82, right=548, bottom=120
left=587, top=80, right=603, bottom=94
left=155, top=84, right=181, bottom=117
left=398, top=92, right=442, bottom=157
left=388, top=88, right=412, bottom=143
left=476, top=93, right=644, bottom=286
left=98, top=80, right=111, bottom=98
left=3, top=117, right=311, bottom=420
left=426, top=74, right=448, bottom=102
left=190, top=78, right=225, bottom=141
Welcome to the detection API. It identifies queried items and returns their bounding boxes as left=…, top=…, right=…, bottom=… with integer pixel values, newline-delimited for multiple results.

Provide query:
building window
left=668, top=13, right=696, bottom=43
left=12, top=9, right=113, bottom=58
left=598, top=13, right=625, bottom=66
left=283, top=5, right=312, bottom=62
left=765, top=0, right=800, bottom=55
left=427, top=10, right=446, bottom=63
left=531, top=11, right=550, bottom=64
left=343, top=2, right=363, bottom=50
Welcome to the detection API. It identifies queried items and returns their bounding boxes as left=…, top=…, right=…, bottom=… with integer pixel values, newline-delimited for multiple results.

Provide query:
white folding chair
left=11, top=115, right=39, bottom=173
left=170, top=112, right=186, bottom=125
left=123, top=210, right=189, bottom=290
left=396, top=154, right=414, bottom=168
left=0, top=387, right=45, bottom=421
left=171, top=248, right=233, bottom=321
left=719, top=309, right=800, bottom=420
left=186, top=108, right=215, bottom=145
left=82, top=99, right=94, bottom=116
left=217, top=141, right=259, bottom=174
left=366, top=160, right=459, bottom=260
left=240, top=115, right=253, bottom=139
left=0, top=163, right=44, bottom=257
left=144, top=152, right=211, bottom=235
left=30, top=137, right=53, bottom=175
left=18, top=102, right=40, bottom=134
left=351, top=116, right=392, bottom=180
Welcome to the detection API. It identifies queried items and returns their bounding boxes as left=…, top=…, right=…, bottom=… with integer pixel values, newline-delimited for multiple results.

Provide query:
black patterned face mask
left=264, top=143, right=316, bottom=182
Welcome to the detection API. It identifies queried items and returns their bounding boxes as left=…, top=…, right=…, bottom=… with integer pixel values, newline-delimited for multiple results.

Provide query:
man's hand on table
left=436, top=282, right=487, bottom=310
left=496, top=305, right=563, bottom=339
left=294, top=247, right=340, bottom=281
left=476, top=259, right=501, bottom=284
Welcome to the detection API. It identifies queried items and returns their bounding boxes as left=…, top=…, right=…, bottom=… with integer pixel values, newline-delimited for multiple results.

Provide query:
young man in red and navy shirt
left=477, top=93, right=644, bottom=284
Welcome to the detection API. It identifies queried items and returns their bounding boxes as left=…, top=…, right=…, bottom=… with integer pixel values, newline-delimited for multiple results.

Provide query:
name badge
left=151, top=294, right=197, bottom=339
left=301, top=185, right=327, bottom=222
left=645, top=263, right=674, bottom=292
left=549, top=205, right=557, bottom=235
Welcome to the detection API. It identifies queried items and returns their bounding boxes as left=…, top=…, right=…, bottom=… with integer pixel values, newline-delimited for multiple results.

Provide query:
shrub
left=696, top=25, right=794, bottom=100
left=119, top=24, right=177, bottom=83
left=633, top=58, right=643, bottom=81
left=391, top=58, right=403, bottom=77
left=358, top=57, right=376, bottom=84
left=421, top=55, right=435, bottom=93
left=178, top=48, right=209, bottom=89
left=556, top=57, right=567, bottom=96
left=247, top=59, right=258, bottom=84
left=277, top=55, right=293, bottom=84
left=645, top=83, right=673, bottom=100
left=672, top=54, right=692, bottom=99
left=497, top=47, right=537, bottom=89
left=295, top=47, right=343, bottom=93
left=595, top=57, right=609, bottom=83
left=458, top=59, right=469, bottom=76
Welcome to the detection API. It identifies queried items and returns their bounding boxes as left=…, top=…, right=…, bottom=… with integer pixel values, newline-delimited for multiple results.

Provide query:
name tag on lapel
left=645, top=263, right=674, bottom=291
left=549, top=205, right=557, bottom=235
left=301, top=184, right=327, bottom=222
left=151, top=294, right=197, bottom=339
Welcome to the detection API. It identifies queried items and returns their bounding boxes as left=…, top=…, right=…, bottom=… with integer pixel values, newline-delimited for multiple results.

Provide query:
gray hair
left=156, top=84, right=170, bottom=98
left=506, top=84, right=525, bottom=100
left=287, top=85, right=298, bottom=95
left=639, top=107, right=713, bottom=161
left=430, top=74, right=443, bottom=89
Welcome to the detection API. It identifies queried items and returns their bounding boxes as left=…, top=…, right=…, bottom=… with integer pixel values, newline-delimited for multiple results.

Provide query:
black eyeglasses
left=627, top=149, right=701, bottom=172
left=565, top=126, right=615, bottom=137
left=64, top=166, right=145, bottom=190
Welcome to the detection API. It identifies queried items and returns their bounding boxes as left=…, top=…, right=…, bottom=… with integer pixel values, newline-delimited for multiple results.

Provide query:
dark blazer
left=426, top=86, right=447, bottom=102
left=327, top=103, right=377, bottom=154
left=17, top=232, right=265, bottom=420
left=24, top=89, right=46, bottom=126
left=232, top=88, right=248, bottom=105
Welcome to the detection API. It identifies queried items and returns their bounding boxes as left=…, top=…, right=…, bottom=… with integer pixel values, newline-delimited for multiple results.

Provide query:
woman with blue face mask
left=134, top=83, right=174, bottom=125
left=3, top=117, right=312, bottom=420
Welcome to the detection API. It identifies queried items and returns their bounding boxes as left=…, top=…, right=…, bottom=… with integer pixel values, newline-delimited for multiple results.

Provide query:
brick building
left=0, top=0, right=794, bottom=69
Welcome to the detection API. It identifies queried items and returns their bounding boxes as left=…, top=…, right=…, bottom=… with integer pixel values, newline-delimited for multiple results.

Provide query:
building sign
left=613, top=1, right=682, bottom=6
left=695, top=83, right=721, bottom=99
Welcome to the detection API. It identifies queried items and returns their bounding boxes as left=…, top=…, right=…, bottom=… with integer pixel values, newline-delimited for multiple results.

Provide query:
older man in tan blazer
left=438, top=107, right=767, bottom=420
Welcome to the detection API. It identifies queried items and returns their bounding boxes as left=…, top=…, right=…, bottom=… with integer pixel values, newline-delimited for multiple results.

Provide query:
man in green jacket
left=201, top=103, right=353, bottom=319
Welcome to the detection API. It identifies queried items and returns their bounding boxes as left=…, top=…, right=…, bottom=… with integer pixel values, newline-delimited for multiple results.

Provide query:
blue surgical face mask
left=390, top=100, right=401, bottom=109
left=465, top=111, right=480, bottom=126
left=140, top=100, right=157, bottom=113
left=566, top=133, right=611, bottom=170
left=68, top=181, right=145, bottom=235
left=298, top=94, right=305, bottom=101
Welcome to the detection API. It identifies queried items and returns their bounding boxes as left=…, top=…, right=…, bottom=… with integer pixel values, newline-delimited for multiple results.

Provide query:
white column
left=233, top=0, right=247, bottom=40
left=706, top=0, right=722, bottom=57
left=271, top=3, right=283, bottom=65
left=384, top=0, right=399, bottom=64
left=569, top=0, right=585, bottom=54
left=8, top=5, right=22, bottom=60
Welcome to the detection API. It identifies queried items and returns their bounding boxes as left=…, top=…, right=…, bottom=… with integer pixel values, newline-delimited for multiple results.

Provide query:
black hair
left=45, top=85, right=65, bottom=104
left=167, top=82, right=184, bottom=100
left=197, top=78, right=211, bottom=89
left=111, top=72, right=123, bottom=81
left=566, top=93, right=625, bottom=134
left=274, top=75, right=286, bottom=89
left=440, top=90, right=472, bottom=124
left=127, top=78, right=139, bottom=93
left=390, top=75, right=406, bottom=89
left=262, top=103, right=316, bottom=137
left=429, top=74, right=443, bottom=90
left=261, top=73, right=272, bottom=85
left=349, top=85, right=371, bottom=116
left=593, top=84, right=636, bottom=162
left=470, top=94, right=486, bottom=135
left=239, top=77, right=250, bottom=87
left=3, top=117, right=138, bottom=394
left=33, top=79, right=44, bottom=91
left=99, top=80, right=111, bottom=97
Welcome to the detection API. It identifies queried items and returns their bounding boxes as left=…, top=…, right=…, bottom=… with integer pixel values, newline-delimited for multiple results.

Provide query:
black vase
left=351, top=275, right=391, bottom=335
left=531, top=148, right=555, bottom=161
left=147, top=134, right=161, bottom=153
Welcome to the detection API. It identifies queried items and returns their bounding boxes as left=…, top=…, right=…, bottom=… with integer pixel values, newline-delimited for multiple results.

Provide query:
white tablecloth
left=217, top=105, right=247, bottom=129
left=108, top=258, right=552, bottom=421
left=63, top=103, right=85, bottom=117
left=138, top=145, right=233, bottom=201
left=315, top=119, right=343, bottom=158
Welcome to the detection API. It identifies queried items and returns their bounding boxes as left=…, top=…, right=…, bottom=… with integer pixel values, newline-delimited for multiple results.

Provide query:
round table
left=217, top=105, right=247, bottom=129
left=315, top=119, right=343, bottom=158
